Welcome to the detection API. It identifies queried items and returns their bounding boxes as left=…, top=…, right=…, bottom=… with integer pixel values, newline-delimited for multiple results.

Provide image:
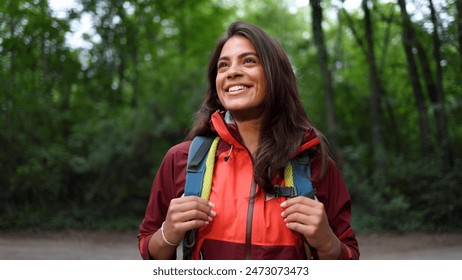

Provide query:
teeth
left=228, top=85, right=249, bottom=92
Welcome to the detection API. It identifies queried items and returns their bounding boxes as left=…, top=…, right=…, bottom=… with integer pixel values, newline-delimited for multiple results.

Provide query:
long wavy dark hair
left=187, top=21, right=329, bottom=192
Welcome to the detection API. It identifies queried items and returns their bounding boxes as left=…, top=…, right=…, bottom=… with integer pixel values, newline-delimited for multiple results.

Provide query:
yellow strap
left=284, top=161, right=294, bottom=188
left=201, top=136, right=220, bottom=199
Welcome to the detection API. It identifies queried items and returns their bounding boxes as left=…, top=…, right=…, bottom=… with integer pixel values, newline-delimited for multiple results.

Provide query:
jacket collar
left=211, top=110, right=245, bottom=149
left=211, top=110, right=320, bottom=156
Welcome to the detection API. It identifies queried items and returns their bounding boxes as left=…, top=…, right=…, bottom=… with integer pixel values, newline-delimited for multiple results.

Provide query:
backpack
left=181, top=135, right=316, bottom=259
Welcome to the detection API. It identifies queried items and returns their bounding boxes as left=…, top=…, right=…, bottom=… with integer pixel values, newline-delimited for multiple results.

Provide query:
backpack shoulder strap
left=290, top=137, right=320, bottom=199
left=276, top=151, right=315, bottom=199
left=184, top=136, right=220, bottom=199
left=291, top=152, right=316, bottom=199
left=184, top=136, right=214, bottom=197
left=182, top=135, right=219, bottom=260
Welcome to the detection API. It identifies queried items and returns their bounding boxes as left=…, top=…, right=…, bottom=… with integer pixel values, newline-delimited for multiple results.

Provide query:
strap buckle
left=271, top=185, right=297, bottom=198
left=271, top=185, right=317, bottom=199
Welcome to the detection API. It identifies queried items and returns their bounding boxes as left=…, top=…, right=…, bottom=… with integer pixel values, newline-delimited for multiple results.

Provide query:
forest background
left=1, top=0, right=461, bottom=234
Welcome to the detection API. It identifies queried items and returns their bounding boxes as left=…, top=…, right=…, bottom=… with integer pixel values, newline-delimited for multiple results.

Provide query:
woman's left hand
left=280, top=196, right=341, bottom=259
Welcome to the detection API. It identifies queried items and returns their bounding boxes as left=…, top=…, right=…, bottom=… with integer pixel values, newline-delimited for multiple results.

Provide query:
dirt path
left=0, top=230, right=461, bottom=260
left=0, top=230, right=140, bottom=260
left=357, top=232, right=462, bottom=259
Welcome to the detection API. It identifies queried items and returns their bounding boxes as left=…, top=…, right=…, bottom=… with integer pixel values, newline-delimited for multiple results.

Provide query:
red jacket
left=138, top=111, right=359, bottom=260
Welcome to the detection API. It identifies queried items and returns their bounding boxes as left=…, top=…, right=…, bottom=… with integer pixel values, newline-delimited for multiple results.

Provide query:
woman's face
left=215, top=35, right=266, bottom=121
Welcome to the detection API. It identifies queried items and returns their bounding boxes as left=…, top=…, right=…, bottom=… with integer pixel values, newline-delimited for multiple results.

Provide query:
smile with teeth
left=228, top=85, right=249, bottom=92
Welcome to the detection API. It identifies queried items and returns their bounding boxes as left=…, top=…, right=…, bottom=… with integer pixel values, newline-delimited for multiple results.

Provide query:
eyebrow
left=218, top=52, right=259, bottom=62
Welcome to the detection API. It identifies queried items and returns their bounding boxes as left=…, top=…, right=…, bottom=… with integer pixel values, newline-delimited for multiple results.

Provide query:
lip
left=224, top=83, right=252, bottom=92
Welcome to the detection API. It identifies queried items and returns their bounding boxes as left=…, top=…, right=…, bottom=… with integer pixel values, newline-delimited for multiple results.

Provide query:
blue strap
left=184, top=136, right=213, bottom=197
left=183, top=136, right=214, bottom=260
left=291, top=153, right=315, bottom=199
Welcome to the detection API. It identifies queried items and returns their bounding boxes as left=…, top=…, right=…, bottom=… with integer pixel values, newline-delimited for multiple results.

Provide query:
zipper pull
left=224, top=145, right=233, bottom=162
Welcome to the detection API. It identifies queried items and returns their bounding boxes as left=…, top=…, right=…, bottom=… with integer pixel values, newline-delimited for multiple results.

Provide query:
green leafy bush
left=346, top=152, right=462, bottom=233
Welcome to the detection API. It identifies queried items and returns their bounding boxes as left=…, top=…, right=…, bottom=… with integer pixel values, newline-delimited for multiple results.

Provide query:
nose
left=227, top=63, right=243, bottom=79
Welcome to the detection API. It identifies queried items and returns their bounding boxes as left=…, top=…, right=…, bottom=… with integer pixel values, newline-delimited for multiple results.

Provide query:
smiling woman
left=137, top=21, right=359, bottom=260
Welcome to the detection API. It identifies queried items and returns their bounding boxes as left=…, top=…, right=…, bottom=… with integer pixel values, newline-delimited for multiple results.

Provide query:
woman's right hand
left=161, top=195, right=216, bottom=245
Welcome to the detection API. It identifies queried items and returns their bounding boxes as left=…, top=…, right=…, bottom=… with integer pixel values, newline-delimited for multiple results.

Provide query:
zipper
left=245, top=179, right=256, bottom=259
left=214, top=112, right=257, bottom=259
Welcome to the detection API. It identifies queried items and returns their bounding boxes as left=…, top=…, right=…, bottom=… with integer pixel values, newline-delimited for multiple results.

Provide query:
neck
left=234, top=117, right=262, bottom=155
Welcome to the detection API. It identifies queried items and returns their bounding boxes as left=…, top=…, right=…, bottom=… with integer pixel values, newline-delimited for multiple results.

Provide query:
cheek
left=215, top=85, right=224, bottom=104
left=260, top=79, right=267, bottom=98
left=215, top=75, right=223, bottom=92
left=257, top=83, right=266, bottom=99
left=216, top=91, right=224, bottom=104
left=216, top=75, right=227, bottom=98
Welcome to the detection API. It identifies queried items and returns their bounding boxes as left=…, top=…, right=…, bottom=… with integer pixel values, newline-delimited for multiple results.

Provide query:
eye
left=218, top=62, right=228, bottom=69
left=244, top=57, right=256, bottom=64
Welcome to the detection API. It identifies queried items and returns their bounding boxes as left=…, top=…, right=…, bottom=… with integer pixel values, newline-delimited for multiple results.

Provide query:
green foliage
left=345, top=150, right=462, bottom=233
left=1, top=0, right=461, bottom=233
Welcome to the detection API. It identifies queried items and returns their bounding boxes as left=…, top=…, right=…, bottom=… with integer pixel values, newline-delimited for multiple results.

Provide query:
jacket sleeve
left=312, top=158, right=360, bottom=260
left=137, top=141, right=190, bottom=260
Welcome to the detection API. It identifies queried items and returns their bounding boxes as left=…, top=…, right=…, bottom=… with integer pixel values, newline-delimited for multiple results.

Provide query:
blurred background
left=1, top=0, right=461, bottom=240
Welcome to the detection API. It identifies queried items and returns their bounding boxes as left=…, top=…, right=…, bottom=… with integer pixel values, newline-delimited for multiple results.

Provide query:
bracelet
left=161, top=222, right=180, bottom=246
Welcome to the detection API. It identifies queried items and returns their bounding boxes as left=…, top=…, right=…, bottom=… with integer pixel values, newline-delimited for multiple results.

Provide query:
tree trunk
left=362, top=0, right=386, bottom=181
left=310, top=0, right=342, bottom=163
left=130, top=32, right=140, bottom=108
left=6, top=13, right=17, bottom=154
left=456, top=0, right=462, bottom=73
left=40, top=2, right=49, bottom=94
left=376, top=6, right=402, bottom=154
left=429, top=0, right=452, bottom=166
left=116, top=5, right=127, bottom=106
left=397, top=0, right=432, bottom=157
left=343, top=1, right=400, bottom=158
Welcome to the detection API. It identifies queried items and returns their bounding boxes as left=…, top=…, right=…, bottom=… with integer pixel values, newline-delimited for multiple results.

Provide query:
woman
left=138, top=21, right=359, bottom=260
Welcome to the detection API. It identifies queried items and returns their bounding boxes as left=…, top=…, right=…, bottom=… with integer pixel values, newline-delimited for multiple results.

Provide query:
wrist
left=161, top=222, right=180, bottom=247
left=316, top=237, right=341, bottom=260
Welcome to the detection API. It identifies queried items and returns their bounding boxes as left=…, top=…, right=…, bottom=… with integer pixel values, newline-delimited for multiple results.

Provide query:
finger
left=281, top=203, right=307, bottom=218
left=282, top=212, right=311, bottom=225
left=167, top=216, right=211, bottom=233
left=280, top=196, right=318, bottom=208
left=181, top=219, right=211, bottom=231
left=171, top=200, right=214, bottom=215
left=172, top=195, right=214, bottom=207
left=171, top=207, right=214, bottom=224
left=281, top=201, right=321, bottom=218
left=170, top=197, right=215, bottom=215
left=285, top=220, right=317, bottom=236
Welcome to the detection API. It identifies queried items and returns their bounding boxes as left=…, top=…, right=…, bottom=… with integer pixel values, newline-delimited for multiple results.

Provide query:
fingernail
left=210, top=210, right=217, bottom=216
left=208, top=201, right=215, bottom=208
left=280, top=201, right=286, bottom=207
left=281, top=211, right=285, bottom=217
